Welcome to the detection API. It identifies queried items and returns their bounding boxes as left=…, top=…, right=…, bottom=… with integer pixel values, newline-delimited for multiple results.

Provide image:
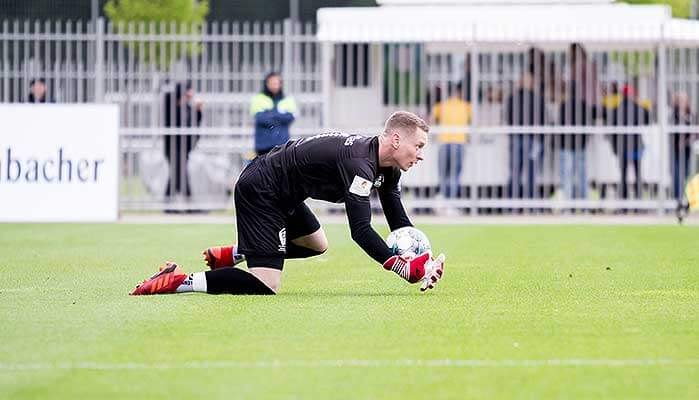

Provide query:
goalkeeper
left=130, top=111, right=445, bottom=296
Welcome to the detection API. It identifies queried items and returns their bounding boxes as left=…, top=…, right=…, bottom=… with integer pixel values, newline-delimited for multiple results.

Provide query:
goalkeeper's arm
left=378, top=178, right=412, bottom=231
left=345, top=195, right=445, bottom=291
left=344, top=195, right=394, bottom=264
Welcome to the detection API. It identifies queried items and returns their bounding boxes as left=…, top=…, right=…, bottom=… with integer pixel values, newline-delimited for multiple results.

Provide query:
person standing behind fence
left=163, top=81, right=203, bottom=200
left=670, top=92, right=697, bottom=206
left=603, top=85, right=649, bottom=202
left=431, top=82, right=471, bottom=201
left=27, top=78, right=54, bottom=103
left=558, top=43, right=596, bottom=202
left=505, top=64, right=546, bottom=201
left=250, top=72, right=297, bottom=156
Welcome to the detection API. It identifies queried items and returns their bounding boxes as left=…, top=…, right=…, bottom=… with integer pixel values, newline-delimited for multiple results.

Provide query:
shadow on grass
left=280, top=290, right=418, bottom=297
left=124, top=290, right=426, bottom=298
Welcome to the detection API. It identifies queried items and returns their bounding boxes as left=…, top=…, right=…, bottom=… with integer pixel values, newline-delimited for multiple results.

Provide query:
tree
left=621, top=0, right=691, bottom=19
left=104, top=0, right=210, bottom=69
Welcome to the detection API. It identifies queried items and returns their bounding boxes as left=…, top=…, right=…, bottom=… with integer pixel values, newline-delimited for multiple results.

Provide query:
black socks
left=205, top=268, right=276, bottom=295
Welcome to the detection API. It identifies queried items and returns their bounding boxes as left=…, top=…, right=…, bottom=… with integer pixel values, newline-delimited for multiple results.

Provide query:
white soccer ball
left=385, top=227, right=431, bottom=258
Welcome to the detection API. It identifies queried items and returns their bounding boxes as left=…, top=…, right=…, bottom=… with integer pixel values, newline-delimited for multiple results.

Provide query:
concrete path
left=119, top=213, right=698, bottom=225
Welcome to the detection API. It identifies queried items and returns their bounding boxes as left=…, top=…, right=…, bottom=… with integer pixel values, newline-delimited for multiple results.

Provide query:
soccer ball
left=385, top=227, right=431, bottom=258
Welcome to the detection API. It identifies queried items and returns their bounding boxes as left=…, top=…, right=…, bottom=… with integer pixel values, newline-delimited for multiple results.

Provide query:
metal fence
left=1, top=19, right=698, bottom=214
left=0, top=19, right=321, bottom=211
left=328, top=42, right=699, bottom=215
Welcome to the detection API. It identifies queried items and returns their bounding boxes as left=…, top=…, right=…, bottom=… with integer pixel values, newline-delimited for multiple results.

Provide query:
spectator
left=426, top=85, right=443, bottom=116
left=670, top=92, right=697, bottom=204
left=431, top=82, right=471, bottom=200
left=557, top=43, right=596, bottom=201
left=163, top=81, right=203, bottom=199
left=597, top=82, right=621, bottom=200
left=27, top=78, right=54, bottom=103
left=603, top=84, right=649, bottom=201
left=601, top=82, right=621, bottom=110
left=250, top=72, right=297, bottom=156
left=568, top=43, right=598, bottom=106
left=505, top=61, right=547, bottom=200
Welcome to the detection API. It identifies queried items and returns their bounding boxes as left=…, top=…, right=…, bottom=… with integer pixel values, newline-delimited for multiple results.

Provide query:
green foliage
left=610, top=50, right=656, bottom=79
left=615, top=1, right=692, bottom=77
left=383, top=45, right=424, bottom=106
left=104, top=0, right=209, bottom=69
left=621, top=0, right=691, bottom=18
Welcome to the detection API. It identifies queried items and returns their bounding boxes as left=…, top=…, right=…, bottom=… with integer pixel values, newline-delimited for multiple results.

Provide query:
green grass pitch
left=1, top=223, right=698, bottom=399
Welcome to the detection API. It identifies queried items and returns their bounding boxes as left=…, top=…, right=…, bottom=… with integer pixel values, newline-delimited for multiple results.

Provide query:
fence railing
left=1, top=19, right=698, bottom=214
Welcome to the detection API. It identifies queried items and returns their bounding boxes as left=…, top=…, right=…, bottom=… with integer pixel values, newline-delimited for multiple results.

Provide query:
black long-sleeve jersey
left=255, top=133, right=412, bottom=264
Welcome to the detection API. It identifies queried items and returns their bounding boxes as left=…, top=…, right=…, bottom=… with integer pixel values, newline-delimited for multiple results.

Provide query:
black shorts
left=234, top=161, right=320, bottom=270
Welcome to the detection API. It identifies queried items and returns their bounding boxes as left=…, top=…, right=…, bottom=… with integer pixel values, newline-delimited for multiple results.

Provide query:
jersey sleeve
left=378, top=168, right=412, bottom=231
left=339, top=158, right=394, bottom=264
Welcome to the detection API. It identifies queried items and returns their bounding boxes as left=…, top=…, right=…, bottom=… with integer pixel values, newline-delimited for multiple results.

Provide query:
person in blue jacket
left=250, top=72, right=297, bottom=156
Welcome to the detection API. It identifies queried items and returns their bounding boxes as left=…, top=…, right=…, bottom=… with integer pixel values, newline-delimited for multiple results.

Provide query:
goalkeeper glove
left=419, top=253, right=445, bottom=292
left=383, top=251, right=446, bottom=291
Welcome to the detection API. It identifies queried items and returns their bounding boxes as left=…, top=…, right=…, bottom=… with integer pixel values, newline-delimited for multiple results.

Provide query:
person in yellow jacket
left=431, top=82, right=471, bottom=198
left=250, top=72, right=297, bottom=156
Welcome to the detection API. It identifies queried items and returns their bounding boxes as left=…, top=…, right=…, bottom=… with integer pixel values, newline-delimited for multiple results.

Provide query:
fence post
left=283, top=18, right=292, bottom=93
left=94, top=17, right=105, bottom=102
left=657, top=31, right=668, bottom=215
left=469, top=30, right=479, bottom=216
left=321, top=41, right=332, bottom=129
left=2, top=20, right=8, bottom=103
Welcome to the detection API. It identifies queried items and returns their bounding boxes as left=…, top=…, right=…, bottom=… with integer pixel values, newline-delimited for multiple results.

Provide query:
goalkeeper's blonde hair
left=383, top=111, right=429, bottom=137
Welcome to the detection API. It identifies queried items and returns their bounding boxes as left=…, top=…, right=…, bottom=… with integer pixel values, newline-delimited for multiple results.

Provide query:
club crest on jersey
left=349, top=176, right=372, bottom=196
left=373, top=174, right=384, bottom=188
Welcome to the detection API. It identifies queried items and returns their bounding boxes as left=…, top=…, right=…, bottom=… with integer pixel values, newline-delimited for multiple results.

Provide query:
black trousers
left=163, top=135, right=197, bottom=197
left=619, top=152, right=642, bottom=200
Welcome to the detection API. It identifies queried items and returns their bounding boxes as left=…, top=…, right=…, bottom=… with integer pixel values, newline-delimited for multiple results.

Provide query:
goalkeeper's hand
left=383, top=251, right=446, bottom=291
left=419, top=253, right=445, bottom=292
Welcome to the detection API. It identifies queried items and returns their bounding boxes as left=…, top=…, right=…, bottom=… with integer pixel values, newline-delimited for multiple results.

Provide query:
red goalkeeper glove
left=383, top=252, right=446, bottom=291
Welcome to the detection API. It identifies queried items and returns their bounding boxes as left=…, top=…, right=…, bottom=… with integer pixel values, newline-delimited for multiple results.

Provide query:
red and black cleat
left=130, top=262, right=188, bottom=295
left=203, top=246, right=245, bottom=270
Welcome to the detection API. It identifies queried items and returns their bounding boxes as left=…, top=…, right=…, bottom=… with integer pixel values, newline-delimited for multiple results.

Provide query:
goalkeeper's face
left=395, top=128, right=428, bottom=171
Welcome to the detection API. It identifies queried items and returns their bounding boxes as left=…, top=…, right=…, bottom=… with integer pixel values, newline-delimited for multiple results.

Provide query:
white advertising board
left=0, top=104, right=119, bottom=222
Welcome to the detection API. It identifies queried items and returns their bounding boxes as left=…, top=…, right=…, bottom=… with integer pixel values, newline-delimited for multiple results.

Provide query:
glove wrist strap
left=389, top=256, right=411, bottom=281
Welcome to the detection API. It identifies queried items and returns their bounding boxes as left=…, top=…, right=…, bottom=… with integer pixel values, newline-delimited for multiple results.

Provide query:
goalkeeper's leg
left=285, top=202, right=328, bottom=257
left=204, top=202, right=327, bottom=269
left=131, top=259, right=280, bottom=295
left=195, top=253, right=284, bottom=294
left=205, top=236, right=326, bottom=268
